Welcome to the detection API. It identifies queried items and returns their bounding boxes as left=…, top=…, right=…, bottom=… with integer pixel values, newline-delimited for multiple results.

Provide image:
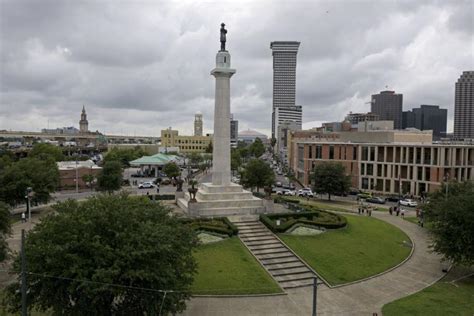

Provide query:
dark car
left=385, top=195, right=400, bottom=202
left=367, top=197, right=386, bottom=204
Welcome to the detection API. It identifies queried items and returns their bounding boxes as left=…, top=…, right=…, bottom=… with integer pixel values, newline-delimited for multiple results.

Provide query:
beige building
left=161, top=128, right=212, bottom=153
left=289, top=129, right=474, bottom=196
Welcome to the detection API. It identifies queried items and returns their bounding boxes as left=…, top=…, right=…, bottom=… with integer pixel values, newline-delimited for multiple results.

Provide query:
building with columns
left=288, top=129, right=474, bottom=196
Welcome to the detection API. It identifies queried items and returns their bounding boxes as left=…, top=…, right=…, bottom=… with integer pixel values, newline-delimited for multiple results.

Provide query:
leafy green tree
left=205, top=141, right=213, bottom=154
left=0, top=202, right=11, bottom=262
left=249, top=138, right=265, bottom=158
left=97, top=161, right=123, bottom=192
left=187, top=153, right=203, bottom=166
left=163, top=162, right=181, bottom=179
left=3, top=194, right=198, bottom=315
left=29, top=143, right=64, bottom=161
left=312, top=162, right=351, bottom=200
left=103, top=147, right=147, bottom=168
left=81, top=174, right=95, bottom=190
left=231, top=149, right=242, bottom=173
left=0, top=157, right=59, bottom=206
left=241, top=159, right=275, bottom=192
left=423, top=181, right=474, bottom=266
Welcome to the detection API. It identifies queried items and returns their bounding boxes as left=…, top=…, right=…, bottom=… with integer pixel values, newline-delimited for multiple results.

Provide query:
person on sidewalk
left=21, top=212, right=26, bottom=223
left=401, top=208, right=405, bottom=218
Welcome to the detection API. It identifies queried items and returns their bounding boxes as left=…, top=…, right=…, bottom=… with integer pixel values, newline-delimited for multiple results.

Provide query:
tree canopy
left=3, top=194, right=198, bottom=315
left=29, top=143, right=65, bottom=162
left=249, top=138, right=265, bottom=158
left=103, top=147, right=147, bottom=168
left=423, top=181, right=474, bottom=266
left=312, top=162, right=351, bottom=200
left=0, top=201, right=11, bottom=262
left=241, top=159, right=275, bottom=192
left=0, top=157, right=59, bottom=206
left=97, top=161, right=123, bottom=192
left=163, top=162, right=181, bottom=179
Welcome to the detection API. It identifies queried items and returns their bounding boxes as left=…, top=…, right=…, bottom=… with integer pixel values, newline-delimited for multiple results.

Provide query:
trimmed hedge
left=180, top=217, right=238, bottom=237
left=260, top=208, right=347, bottom=233
left=146, top=194, right=175, bottom=201
left=274, top=196, right=300, bottom=204
left=252, top=192, right=266, bottom=199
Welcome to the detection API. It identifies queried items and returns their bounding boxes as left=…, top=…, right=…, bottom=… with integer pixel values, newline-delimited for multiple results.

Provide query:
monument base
left=177, top=182, right=267, bottom=217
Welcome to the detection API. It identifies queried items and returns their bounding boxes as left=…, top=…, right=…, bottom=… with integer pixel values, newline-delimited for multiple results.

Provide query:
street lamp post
left=25, top=187, right=32, bottom=222
left=75, top=152, right=79, bottom=194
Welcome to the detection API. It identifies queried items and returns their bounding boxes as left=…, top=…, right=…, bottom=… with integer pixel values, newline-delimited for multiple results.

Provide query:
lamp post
left=443, top=172, right=450, bottom=200
left=25, top=187, right=32, bottom=222
left=75, top=152, right=79, bottom=194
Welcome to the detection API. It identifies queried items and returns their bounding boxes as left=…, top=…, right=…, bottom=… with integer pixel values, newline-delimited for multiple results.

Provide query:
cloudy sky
left=1, top=0, right=472, bottom=137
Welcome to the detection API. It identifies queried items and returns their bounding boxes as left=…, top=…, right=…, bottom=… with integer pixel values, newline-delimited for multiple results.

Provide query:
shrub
left=274, top=196, right=300, bottom=204
left=260, top=209, right=346, bottom=233
left=252, top=192, right=266, bottom=199
left=180, top=217, right=238, bottom=237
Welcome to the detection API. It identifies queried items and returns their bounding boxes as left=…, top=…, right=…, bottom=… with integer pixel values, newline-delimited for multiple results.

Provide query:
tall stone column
left=211, top=51, right=235, bottom=186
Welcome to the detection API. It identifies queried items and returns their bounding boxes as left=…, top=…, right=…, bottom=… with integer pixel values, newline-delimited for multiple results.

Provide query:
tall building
left=371, top=90, right=403, bottom=129
left=194, top=112, right=203, bottom=136
left=402, top=105, right=447, bottom=139
left=274, top=105, right=302, bottom=149
left=454, top=71, right=474, bottom=139
left=230, top=114, right=238, bottom=147
left=79, top=106, right=88, bottom=133
left=270, top=41, right=300, bottom=138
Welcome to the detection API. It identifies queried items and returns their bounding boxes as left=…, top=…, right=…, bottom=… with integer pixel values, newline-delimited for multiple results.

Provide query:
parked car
left=357, top=192, right=372, bottom=200
left=282, top=183, right=291, bottom=189
left=298, top=188, right=314, bottom=197
left=161, top=178, right=172, bottom=185
left=271, top=186, right=277, bottom=193
left=400, top=199, right=417, bottom=207
left=385, top=195, right=401, bottom=202
left=138, top=182, right=155, bottom=189
left=277, top=189, right=295, bottom=196
left=276, top=181, right=282, bottom=187
left=288, top=183, right=296, bottom=190
left=348, top=188, right=360, bottom=195
left=366, top=197, right=386, bottom=204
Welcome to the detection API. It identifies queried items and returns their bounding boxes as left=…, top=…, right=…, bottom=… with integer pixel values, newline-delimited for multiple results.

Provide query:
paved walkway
left=181, top=212, right=445, bottom=316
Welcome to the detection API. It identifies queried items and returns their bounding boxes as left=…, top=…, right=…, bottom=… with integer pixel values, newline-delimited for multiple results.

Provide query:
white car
left=298, top=189, right=314, bottom=197
left=399, top=199, right=417, bottom=207
left=138, top=182, right=155, bottom=189
left=277, top=189, right=296, bottom=196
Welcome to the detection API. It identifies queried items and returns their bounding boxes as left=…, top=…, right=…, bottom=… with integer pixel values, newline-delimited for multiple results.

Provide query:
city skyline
left=1, top=0, right=472, bottom=137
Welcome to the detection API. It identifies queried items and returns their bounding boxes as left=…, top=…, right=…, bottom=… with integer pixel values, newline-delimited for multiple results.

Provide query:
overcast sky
left=1, top=0, right=473, bottom=137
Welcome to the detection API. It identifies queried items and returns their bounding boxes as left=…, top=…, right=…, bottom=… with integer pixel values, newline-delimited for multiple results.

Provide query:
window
left=329, top=146, right=334, bottom=159
left=362, top=146, right=369, bottom=161
left=316, top=145, right=322, bottom=159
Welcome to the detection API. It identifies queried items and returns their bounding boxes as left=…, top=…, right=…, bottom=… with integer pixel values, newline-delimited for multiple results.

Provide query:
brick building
left=57, top=160, right=102, bottom=190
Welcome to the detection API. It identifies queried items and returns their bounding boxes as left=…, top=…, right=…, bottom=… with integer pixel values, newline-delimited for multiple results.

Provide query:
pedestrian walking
left=396, top=207, right=400, bottom=216
left=401, top=209, right=405, bottom=218
left=389, top=206, right=393, bottom=215
left=358, top=207, right=361, bottom=214
left=21, top=212, right=26, bottom=223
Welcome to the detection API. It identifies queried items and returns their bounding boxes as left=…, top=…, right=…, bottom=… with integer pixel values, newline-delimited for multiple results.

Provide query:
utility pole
left=75, top=151, right=79, bottom=194
left=25, top=187, right=32, bottom=222
left=312, top=276, right=318, bottom=316
left=21, top=229, right=27, bottom=316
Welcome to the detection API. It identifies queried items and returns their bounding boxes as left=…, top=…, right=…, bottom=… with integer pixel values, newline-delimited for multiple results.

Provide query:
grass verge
left=279, top=214, right=411, bottom=285
left=382, top=267, right=474, bottom=315
left=192, top=237, right=282, bottom=295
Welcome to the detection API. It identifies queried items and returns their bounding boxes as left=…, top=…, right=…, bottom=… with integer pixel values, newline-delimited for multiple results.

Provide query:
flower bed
left=197, top=232, right=226, bottom=244
left=260, top=207, right=346, bottom=233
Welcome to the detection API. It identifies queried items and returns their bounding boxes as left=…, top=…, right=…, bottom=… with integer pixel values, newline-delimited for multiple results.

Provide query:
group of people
left=389, top=206, right=405, bottom=218
left=357, top=205, right=373, bottom=216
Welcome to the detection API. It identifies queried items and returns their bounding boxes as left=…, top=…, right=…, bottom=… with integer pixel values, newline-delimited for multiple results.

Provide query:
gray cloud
left=1, top=0, right=472, bottom=136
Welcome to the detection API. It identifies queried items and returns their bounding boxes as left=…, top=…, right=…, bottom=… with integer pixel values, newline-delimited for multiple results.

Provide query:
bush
left=180, top=217, right=238, bottom=237
left=252, top=192, right=266, bottom=199
left=260, top=208, right=346, bottom=233
left=274, top=196, right=300, bottom=204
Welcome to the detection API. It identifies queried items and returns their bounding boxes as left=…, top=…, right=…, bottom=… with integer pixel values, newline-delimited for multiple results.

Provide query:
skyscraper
left=402, top=105, right=447, bottom=139
left=371, top=90, right=403, bottom=129
left=79, top=106, right=88, bottom=133
left=194, top=112, right=203, bottom=136
left=454, top=71, right=474, bottom=139
left=270, top=41, right=300, bottom=138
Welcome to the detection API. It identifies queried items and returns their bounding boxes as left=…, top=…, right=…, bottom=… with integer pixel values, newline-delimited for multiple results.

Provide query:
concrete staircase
left=232, top=220, right=316, bottom=290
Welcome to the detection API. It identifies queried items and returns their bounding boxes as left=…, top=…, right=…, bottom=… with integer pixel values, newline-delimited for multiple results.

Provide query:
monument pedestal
left=177, top=182, right=266, bottom=217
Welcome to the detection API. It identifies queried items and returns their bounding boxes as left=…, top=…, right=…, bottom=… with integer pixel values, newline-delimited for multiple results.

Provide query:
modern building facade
left=402, top=105, right=447, bottom=139
left=160, top=128, right=212, bottom=153
left=288, top=129, right=474, bottom=196
left=454, top=71, right=474, bottom=139
left=194, top=112, right=203, bottom=136
left=79, top=106, right=88, bottom=133
left=230, top=114, right=238, bottom=147
left=371, top=91, right=403, bottom=129
left=270, top=41, right=300, bottom=138
left=273, top=105, right=302, bottom=144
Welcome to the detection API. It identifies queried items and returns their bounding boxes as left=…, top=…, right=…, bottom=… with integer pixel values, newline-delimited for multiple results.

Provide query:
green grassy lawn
left=404, top=216, right=419, bottom=225
left=192, top=237, right=282, bottom=295
left=383, top=269, right=474, bottom=315
left=279, top=214, right=411, bottom=285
